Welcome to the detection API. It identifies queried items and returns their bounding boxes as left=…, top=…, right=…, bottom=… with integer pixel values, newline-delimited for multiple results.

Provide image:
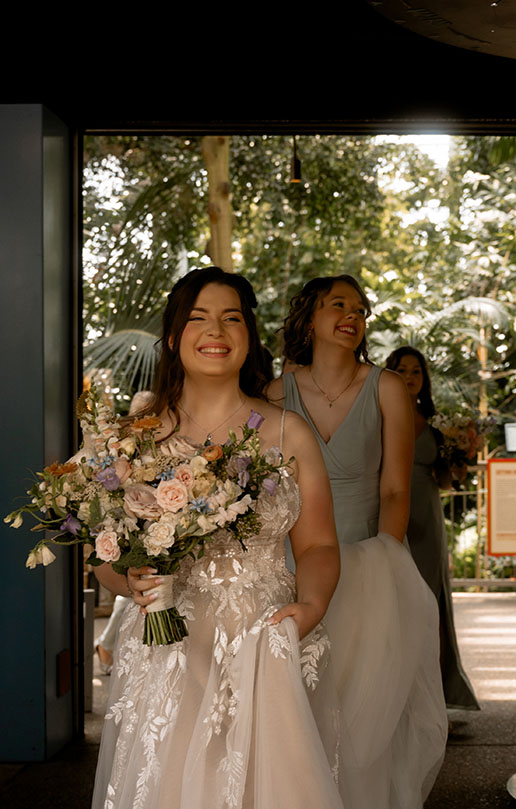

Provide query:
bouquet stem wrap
left=141, top=574, right=188, bottom=646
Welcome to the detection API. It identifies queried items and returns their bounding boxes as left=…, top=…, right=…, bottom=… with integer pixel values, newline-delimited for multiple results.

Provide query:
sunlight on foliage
left=83, top=134, right=515, bottom=433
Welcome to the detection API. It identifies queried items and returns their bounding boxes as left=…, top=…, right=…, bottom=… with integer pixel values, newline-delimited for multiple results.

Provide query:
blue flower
left=157, top=468, right=176, bottom=481
left=98, top=455, right=115, bottom=469
left=190, top=497, right=210, bottom=514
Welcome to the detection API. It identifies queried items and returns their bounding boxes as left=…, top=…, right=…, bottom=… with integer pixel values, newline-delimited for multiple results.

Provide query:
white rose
left=143, top=521, right=174, bottom=556
left=161, top=511, right=180, bottom=528
left=190, top=455, right=208, bottom=476
left=143, top=535, right=170, bottom=556
left=148, top=520, right=175, bottom=545
left=119, top=436, right=137, bottom=456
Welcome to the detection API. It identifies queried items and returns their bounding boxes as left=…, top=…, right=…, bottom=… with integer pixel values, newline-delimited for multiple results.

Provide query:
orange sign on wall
left=488, top=459, right=516, bottom=556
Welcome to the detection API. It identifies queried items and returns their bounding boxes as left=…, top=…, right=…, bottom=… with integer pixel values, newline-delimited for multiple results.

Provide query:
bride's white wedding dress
left=91, top=473, right=344, bottom=809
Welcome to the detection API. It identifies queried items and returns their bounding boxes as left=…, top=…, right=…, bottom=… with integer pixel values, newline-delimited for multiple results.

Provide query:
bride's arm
left=269, top=413, right=340, bottom=639
left=378, top=369, right=414, bottom=542
left=94, top=563, right=133, bottom=596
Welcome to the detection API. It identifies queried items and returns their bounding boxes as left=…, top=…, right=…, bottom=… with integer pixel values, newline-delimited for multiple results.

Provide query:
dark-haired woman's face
left=310, top=281, right=366, bottom=353
left=175, top=283, right=249, bottom=380
left=395, top=354, right=423, bottom=397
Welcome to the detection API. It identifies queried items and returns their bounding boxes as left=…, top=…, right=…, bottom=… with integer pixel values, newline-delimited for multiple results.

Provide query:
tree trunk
left=201, top=136, right=233, bottom=272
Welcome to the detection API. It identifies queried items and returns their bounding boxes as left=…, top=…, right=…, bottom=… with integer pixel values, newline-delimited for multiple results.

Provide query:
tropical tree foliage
left=83, top=134, right=516, bottom=438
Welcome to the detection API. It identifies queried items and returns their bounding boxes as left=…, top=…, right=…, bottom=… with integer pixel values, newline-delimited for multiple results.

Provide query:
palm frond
left=428, top=296, right=512, bottom=328
left=84, top=328, right=159, bottom=392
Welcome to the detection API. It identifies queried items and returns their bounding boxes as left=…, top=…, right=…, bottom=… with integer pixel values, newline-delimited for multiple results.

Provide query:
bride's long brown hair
left=140, top=267, right=271, bottom=427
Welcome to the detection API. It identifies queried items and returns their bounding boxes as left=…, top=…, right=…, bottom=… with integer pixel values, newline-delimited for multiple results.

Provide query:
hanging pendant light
left=290, top=135, right=301, bottom=183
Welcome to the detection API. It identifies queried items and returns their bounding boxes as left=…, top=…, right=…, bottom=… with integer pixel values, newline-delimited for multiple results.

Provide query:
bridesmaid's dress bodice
left=283, top=367, right=383, bottom=544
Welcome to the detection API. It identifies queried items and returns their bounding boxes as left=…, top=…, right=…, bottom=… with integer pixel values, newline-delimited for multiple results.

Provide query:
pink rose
left=114, top=457, right=132, bottom=484
left=155, top=478, right=189, bottom=513
left=95, top=530, right=121, bottom=562
left=174, top=463, right=194, bottom=490
left=124, top=484, right=162, bottom=520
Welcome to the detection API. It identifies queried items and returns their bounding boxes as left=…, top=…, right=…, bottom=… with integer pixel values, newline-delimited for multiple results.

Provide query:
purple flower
left=236, top=456, right=251, bottom=488
left=247, top=410, right=264, bottom=430
left=60, top=514, right=81, bottom=535
left=262, top=477, right=278, bottom=496
left=238, top=470, right=249, bottom=488
left=96, top=467, right=120, bottom=491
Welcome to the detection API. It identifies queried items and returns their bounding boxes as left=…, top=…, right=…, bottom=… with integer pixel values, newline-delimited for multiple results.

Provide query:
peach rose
left=95, top=530, right=121, bottom=562
left=124, top=484, right=162, bottom=520
left=174, top=463, right=194, bottom=490
left=155, top=478, right=189, bottom=513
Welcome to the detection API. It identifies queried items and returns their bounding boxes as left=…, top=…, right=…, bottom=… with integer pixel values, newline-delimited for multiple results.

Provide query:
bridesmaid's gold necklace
left=310, top=363, right=360, bottom=408
left=178, top=397, right=247, bottom=442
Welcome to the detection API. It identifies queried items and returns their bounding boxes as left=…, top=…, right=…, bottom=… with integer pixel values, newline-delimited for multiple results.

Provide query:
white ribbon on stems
left=141, top=573, right=175, bottom=613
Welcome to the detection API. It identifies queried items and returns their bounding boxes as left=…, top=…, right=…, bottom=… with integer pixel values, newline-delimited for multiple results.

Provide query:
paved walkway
left=426, top=592, right=516, bottom=809
left=1, top=593, right=515, bottom=808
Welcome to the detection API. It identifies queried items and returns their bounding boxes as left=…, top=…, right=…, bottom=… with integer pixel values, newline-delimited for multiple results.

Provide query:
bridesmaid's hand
left=268, top=601, right=322, bottom=640
left=127, top=566, right=162, bottom=614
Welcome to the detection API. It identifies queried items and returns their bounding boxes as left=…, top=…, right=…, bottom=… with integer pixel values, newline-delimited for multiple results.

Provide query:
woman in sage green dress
left=385, top=346, right=479, bottom=711
left=268, top=275, right=448, bottom=809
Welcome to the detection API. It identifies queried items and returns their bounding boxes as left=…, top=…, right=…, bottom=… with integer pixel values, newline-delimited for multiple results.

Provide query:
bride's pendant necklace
left=178, top=397, right=247, bottom=442
left=310, top=362, right=360, bottom=408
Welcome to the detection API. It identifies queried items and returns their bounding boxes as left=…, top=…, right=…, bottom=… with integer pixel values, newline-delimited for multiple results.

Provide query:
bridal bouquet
left=5, top=386, right=288, bottom=646
left=429, top=412, right=496, bottom=484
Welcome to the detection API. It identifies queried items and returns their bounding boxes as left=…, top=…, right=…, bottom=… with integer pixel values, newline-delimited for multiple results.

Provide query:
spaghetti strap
left=280, top=408, right=286, bottom=453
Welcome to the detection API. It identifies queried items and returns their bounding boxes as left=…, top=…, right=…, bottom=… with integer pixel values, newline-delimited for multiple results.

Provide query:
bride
left=91, top=267, right=344, bottom=809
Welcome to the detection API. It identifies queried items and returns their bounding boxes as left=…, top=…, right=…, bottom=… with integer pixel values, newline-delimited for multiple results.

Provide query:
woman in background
left=386, top=346, right=479, bottom=711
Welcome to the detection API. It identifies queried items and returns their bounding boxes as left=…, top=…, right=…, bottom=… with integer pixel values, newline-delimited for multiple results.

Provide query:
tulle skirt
left=326, top=532, right=448, bottom=809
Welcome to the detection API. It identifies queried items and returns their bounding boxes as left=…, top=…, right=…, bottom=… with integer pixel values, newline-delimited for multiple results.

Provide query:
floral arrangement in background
left=5, top=386, right=289, bottom=645
left=430, top=412, right=496, bottom=485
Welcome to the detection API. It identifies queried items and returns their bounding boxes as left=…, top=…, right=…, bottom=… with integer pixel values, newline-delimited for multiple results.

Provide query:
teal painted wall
left=0, top=104, right=75, bottom=760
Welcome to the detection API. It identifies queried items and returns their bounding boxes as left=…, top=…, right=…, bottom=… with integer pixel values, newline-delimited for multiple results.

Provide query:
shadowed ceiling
left=368, top=0, right=516, bottom=59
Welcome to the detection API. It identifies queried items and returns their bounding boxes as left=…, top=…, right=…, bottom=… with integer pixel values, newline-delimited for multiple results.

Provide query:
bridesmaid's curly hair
left=385, top=346, right=436, bottom=419
left=142, top=267, right=271, bottom=427
left=282, top=274, right=372, bottom=366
